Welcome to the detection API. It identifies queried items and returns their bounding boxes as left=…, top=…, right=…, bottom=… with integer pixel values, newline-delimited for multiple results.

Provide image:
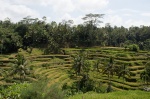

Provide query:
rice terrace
left=0, top=46, right=150, bottom=98
left=0, top=0, right=150, bottom=98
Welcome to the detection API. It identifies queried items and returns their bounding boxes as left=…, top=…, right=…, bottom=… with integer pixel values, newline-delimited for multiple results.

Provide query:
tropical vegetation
left=0, top=13, right=150, bottom=99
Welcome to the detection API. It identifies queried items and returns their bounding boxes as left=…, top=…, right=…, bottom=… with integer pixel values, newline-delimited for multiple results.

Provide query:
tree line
left=0, top=14, right=150, bottom=54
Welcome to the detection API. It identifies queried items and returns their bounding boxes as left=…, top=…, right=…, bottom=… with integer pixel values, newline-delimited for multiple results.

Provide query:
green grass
left=69, top=90, right=150, bottom=99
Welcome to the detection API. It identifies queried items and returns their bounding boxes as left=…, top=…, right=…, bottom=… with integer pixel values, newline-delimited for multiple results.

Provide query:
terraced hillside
left=0, top=49, right=74, bottom=88
left=0, top=47, right=149, bottom=91
left=64, top=47, right=149, bottom=91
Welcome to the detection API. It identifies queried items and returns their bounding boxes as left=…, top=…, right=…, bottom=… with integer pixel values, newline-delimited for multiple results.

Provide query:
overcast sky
left=0, top=0, right=150, bottom=27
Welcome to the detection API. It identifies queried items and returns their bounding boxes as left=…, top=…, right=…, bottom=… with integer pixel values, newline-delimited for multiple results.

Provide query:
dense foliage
left=0, top=80, right=65, bottom=99
left=20, top=80, right=65, bottom=99
left=1, top=14, right=150, bottom=98
left=0, top=14, right=150, bottom=54
left=0, top=83, right=29, bottom=99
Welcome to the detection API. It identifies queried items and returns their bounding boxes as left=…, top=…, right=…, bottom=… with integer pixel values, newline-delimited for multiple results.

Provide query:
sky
left=0, top=0, right=150, bottom=28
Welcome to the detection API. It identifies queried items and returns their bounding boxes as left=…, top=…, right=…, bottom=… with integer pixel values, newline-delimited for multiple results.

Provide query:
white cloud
left=44, top=0, right=109, bottom=24
left=103, top=15, right=150, bottom=28
left=125, top=19, right=150, bottom=28
left=119, top=8, right=139, bottom=13
left=106, top=9, right=116, bottom=14
left=0, top=0, right=39, bottom=22
left=75, top=0, right=109, bottom=13
left=51, top=0, right=75, bottom=14
left=0, top=0, right=109, bottom=23
left=57, top=13, right=83, bottom=25
left=141, top=13, right=150, bottom=17
left=73, top=16, right=84, bottom=25
left=104, top=15, right=123, bottom=27
left=10, top=0, right=44, bottom=5
left=123, top=14, right=132, bottom=16
left=59, top=13, right=72, bottom=21
left=1, top=0, right=149, bottom=28
left=12, top=0, right=109, bottom=10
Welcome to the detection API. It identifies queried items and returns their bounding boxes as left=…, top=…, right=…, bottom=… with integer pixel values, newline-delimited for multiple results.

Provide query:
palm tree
left=72, top=53, right=85, bottom=76
left=9, top=54, right=29, bottom=82
left=102, top=57, right=115, bottom=92
left=72, top=50, right=90, bottom=77
left=103, top=57, right=114, bottom=81
left=118, top=64, right=130, bottom=89
left=93, top=59, right=101, bottom=72
left=140, top=70, right=149, bottom=87
left=140, top=62, right=150, bottom=87
left=93, top=59, right=104, bottom=72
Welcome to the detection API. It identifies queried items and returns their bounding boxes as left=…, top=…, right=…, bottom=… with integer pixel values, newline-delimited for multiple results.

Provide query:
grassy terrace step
left=88, top=56, right=109, bottom=60
left=33, top=67, right=44, bottom=74
left=0, top=63, right=8, bottom=66
left=47, top=69, right=64, bottom=78
left=89, top=54, right=147, bottom=61
left=94, top=75, right=141, bottom=87
left=63, top=64, right=72, bottom=67
left=64, top=57, right=72, bottom=61
left=128, top=66, right=145, bottom=70
left=40, top=68, right=64, bottom=76
left=45, top=65, right=73, bottom=71
left=25, top=76, right=37, bottom=82
left=32, top=58, right=52, bottom=61
left=130, top=69, right=144, bottom=74
left=0, top=66, right=12, bottom=70
left=114, top=56, right=147, bottom=61
left=115, top=60, right=146, bottom=66
left=57, top=74, right=69, bottom=83
left=34, top=68, right=64, bottom=78
left=0, top=59, right=15, bottom=63
left=41, top=71, right=59, bottom=79
left=40, top=69, right=58, bottom=75
left=111, top=85, right=123, bottom=91
left=34, top=68, right=49, bottom=75
left=100, top=47, right=125, bottom=50
left=89, top=54, right=112, bottom=58
left=47, top=73, right=64, bottom=80
left=42, top=70, right=59, bottom=77
left=47, top=71, right=63, bottom=80
left=96, top=78, right=139, bottom=90
left=30, top=60, right=72, bottom=66
left=48, top=74, right=68, bottom=87
left=30, top=55, right=70, bottom=59
left=33, top=67, right=69, bottom=76
left=58, top=77, right=71, bottom=88
left=34, top=67, right=60, bottom=74
left=32, top=65, right=72, bottom=70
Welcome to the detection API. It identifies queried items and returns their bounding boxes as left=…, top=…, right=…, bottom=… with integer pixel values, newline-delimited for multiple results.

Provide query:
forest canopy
left=0, top=13, right=150, bottom=54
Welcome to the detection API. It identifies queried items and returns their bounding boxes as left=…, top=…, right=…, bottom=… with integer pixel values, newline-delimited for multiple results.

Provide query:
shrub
left=50, top=58, right=64, bottom=65
left=27, top=46, right=33, bottom=54
left=20, top=80, right=65, bottom=99
left=18, top=48, right=23, bottom=52
left=128, top=44, right=139, bottom=52
left=0, top=83, right=29, bottom=99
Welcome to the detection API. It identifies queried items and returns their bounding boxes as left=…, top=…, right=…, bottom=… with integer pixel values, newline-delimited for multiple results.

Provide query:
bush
left=0, top=83, right=29, bottom=99
left=50, top=58, right=64, bottom=65
left=128, top=44, right=139, bottom=52
left=27, top=47, right=33, bottom=54
left=20, top=80, right=65, bottom=99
